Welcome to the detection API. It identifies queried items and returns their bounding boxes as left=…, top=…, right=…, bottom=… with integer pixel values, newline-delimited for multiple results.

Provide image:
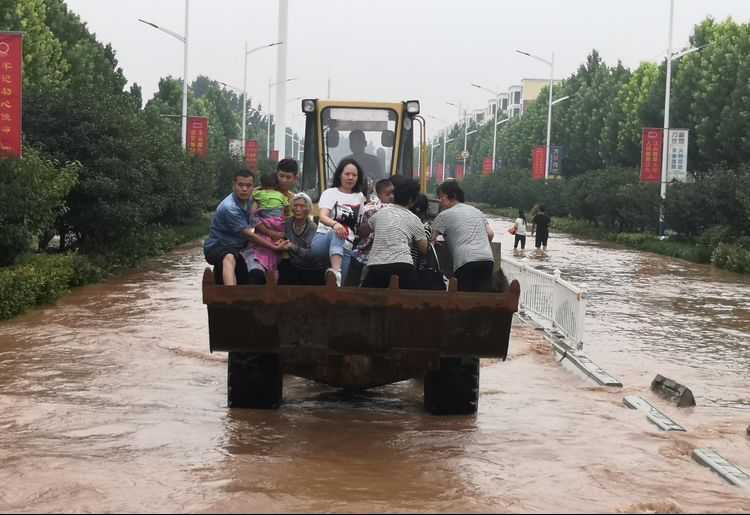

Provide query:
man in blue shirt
left=204, top=169, right=288, bottom=285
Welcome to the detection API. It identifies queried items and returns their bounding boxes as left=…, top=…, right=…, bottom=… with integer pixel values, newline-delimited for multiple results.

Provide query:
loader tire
left=227, top=352, right=282, bottom=409
left=424, top=357, right=480, bottom=415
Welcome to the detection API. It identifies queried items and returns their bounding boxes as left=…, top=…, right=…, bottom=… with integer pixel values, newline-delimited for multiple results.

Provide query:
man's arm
left=241, top=227, right=285, bottom=251
left=486, top=222, right=495, bottom=242
left=255, top=222, right=284, bottom=242
left=416, top=238, right=429, bottom=255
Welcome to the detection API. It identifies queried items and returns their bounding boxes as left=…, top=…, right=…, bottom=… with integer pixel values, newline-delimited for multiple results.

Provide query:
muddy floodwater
left=1, top=220, right=749, bottom=513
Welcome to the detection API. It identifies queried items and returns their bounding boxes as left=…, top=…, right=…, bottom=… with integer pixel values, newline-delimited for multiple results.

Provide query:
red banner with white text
left=187, top=116, right=209, bottom=158
left=435, top=163, right=444, bottom=183
left=455, top=163, right=465, bottom=181
left=532, top=146, right=546, bottom=181
left=0, top=33, right=23, bottom=158
left=245, top=139, right=258, bottom=171
left=640, top=128, right=663, bottom=183
left=483, top=157, right=492, bottom=176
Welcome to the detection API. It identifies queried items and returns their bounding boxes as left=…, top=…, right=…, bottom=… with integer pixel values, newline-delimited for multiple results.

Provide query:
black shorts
left=278, top=259, right=326, bottom=286
left=205, top=245, right=264, bottom=285
left=454, top=260, right=494, bottom=292
left=362, top=263, right=418, bottom=289
left=535, top=231, right=549, bottom=248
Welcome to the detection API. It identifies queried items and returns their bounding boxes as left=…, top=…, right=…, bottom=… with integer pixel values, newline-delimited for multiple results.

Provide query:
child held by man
left=246, top=172, right=289, bottom=275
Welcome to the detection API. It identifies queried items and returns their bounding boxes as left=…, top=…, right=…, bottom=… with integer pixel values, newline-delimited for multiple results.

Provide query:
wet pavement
left=0, top=225, right=749, bottom=513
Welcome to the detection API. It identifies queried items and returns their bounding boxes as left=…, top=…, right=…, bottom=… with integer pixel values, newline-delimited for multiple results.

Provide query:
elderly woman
left=278, top=192, right=326, bottom=285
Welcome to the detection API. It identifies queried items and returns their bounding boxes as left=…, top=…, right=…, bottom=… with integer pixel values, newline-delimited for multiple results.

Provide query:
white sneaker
left=326, top=268, right=342, bottom=287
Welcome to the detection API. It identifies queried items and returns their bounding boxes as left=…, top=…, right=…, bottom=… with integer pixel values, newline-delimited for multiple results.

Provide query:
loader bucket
left=204, top=269, right=519, bottom=362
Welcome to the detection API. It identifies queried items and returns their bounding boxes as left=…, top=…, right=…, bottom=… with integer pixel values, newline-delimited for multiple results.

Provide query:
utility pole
left=274, top=0, right=289, bottom=158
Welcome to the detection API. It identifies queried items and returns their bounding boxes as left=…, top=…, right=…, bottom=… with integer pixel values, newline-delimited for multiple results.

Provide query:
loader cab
left=300, top=99, right=421, bottom=203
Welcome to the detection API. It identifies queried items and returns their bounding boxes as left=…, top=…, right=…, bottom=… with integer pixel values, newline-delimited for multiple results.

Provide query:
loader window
left=321, top=107, right=398, bottom=187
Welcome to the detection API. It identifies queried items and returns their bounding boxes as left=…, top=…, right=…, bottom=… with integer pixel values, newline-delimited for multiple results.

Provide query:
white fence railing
left=501, top=256, right=587, bottom=350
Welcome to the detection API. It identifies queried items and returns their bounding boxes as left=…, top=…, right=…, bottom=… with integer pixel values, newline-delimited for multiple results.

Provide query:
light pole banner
left=532, top=146, right=546, bottom=181
left=667, top=129, right=689, bottom=183
left=245, top=139, right=259, bottom=171
left=640, top=128, right=663, bottom=183
left=0, top=33, right=23, bottom=159
left=436, top=163, right=444, bottom=183
left=270, top=150, right=279, bottom=162
left=187, top=116, right=209, bottom=158
left=455, top=163, right=465, bottom=181
left=482, top=157, right=492, bottom=176
left=549, top=146, right=564, bottom=177
left=228, top=139, right=242, bottom=158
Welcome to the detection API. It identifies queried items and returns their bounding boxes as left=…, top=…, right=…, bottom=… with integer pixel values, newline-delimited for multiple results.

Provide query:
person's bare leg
left=222, top=254, right=237, bottom=286
left=330, top=254, right=342, bottom=272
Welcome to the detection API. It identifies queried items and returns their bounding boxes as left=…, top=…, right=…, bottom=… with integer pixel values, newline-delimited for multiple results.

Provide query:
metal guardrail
left=501, top=256, right=587, bottom=350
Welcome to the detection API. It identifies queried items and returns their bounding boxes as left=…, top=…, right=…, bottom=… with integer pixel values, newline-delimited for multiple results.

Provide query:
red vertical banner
left=245, top=139, right=258, bottom=171
left=640, top=128, right=663, bottom=183
left=455, top=163, right=465, bottom=181
left=0, top=33, right=23, bottom=159
left=435, top=163, right=444, bottom=182
left=270, top=150, right=279, bottom=162
left=186, top=116, right=209, bottom=158
left=532, top=146, right=546, bottom=181
left=482, top=157, right=492, bottom=176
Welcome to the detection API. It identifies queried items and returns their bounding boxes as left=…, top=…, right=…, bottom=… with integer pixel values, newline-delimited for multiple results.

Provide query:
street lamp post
left=241, top=41, right=282, bottom=157
left=471, top=83, right=512, bottom=174
left=657, top=0, right=710, bottom=233
left=446, top=101, right=469, bottom=174
left=267, top=77, right=297, bottom=158
left=658, top=0, right=675, bottom=235
left=138, top=0, right=190, bottom=150
left=516, top=49, right=555, bottom=179
left=427, top=114, right=453, bottom=181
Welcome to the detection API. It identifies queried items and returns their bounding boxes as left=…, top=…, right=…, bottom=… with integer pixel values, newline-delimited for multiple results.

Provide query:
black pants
left=454, top=260, right=494, bottom=292
left=278, top=259, right=326, bottom=286
left=362, top=263, right=418, bottom=289
left=535, top=231, right=549, bottom=248
left=514, top=234, right=527, bottom=249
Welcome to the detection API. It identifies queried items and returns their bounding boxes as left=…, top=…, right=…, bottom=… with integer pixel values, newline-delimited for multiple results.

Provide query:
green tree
left=0, top=147, right=79, bottom=264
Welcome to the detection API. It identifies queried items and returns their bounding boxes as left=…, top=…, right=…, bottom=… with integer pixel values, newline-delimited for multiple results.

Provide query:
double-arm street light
left=267, top=77, right=298, bottom=158
left=516, top=49, right=555, bottom=179
left=242, top=41, right=283, bottom=157
left=447, top=101, right=479, bottom=174
left=138, top=0, right=190, bottom=150
left=427, top=114, right=455, bottom=181
left=657, top=0, right=711, bottom=234
left=471, top=83, right=511, bottom=174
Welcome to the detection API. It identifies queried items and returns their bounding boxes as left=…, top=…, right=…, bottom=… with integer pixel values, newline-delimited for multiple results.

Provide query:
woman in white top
left=310, top=158, right=366, bottom=286
left=512, top=209, right=527, bottom=250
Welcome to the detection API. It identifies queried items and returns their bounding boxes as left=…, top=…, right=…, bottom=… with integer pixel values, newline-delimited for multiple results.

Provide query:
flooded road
left=1, top=229, right=749, bottom=513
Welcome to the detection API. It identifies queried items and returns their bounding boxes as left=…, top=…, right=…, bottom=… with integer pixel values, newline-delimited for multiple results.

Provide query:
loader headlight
left=302, top=99, right=316, bottom=113
left=406, top=100, right=420, bottom=115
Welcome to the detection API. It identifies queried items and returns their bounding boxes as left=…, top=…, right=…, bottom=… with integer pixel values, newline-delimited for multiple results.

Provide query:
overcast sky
left=65, top=0, right=750, bottom=133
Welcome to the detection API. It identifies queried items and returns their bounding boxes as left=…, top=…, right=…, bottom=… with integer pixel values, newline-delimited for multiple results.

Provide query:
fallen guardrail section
left=501, top=256, right=622, bottom=387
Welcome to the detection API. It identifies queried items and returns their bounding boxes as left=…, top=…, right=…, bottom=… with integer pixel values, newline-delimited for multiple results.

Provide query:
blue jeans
left=311, top=230, right=352, bottom=281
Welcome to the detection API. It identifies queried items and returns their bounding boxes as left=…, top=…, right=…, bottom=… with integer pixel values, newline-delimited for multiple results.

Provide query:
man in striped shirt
left=362, top=178, right=428, bottom=289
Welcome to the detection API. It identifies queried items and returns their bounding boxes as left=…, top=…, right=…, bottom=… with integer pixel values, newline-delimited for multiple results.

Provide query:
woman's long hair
left=332, top=158, right=364, bottom=193
left=518, top=209, right=526, bottom=224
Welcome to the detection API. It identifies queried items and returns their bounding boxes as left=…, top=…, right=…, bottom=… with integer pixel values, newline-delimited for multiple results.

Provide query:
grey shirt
left=284, top=218, right=323, bottom=270
left=431, top=203, right=494, bottom=272
left=367, top=205, right=427, bottom=267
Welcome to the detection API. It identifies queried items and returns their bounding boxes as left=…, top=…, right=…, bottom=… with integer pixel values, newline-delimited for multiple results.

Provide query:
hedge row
left=0, top=216, right=210, bottom=321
